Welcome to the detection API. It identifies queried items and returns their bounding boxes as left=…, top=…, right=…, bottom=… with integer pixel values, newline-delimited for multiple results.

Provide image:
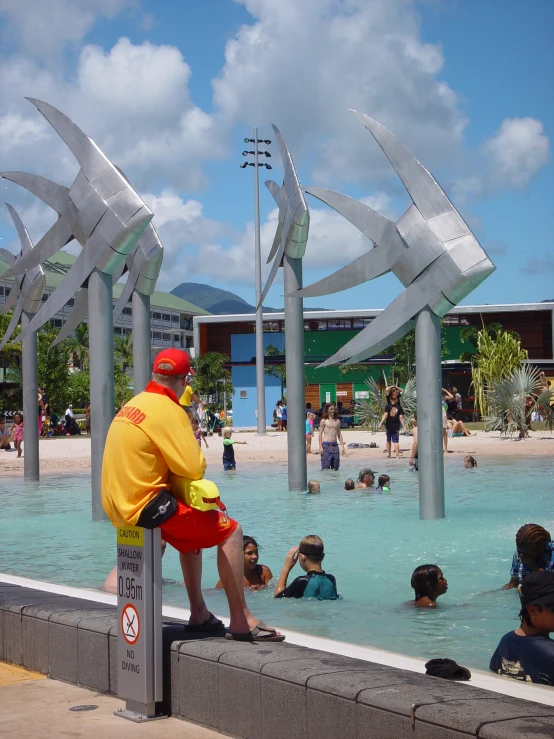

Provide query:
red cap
left=152, top=349, right=191, bottom=376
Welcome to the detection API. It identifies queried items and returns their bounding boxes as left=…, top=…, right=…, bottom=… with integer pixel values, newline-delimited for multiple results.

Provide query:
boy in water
left=222, top=427, right=247, bottom=471
left=503, top=524, right=554, bottom=589
left=307, top=479, right=321, bottom=494
left=344, top=478, right=355, bottom=491
left=491, top=571, right=554, bottom=685
left=410, top=564, right=448, bottom=608
left=274, top=535, right=338, bottom=600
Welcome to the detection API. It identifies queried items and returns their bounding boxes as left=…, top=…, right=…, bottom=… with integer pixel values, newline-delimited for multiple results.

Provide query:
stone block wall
left=2, top=581, right=554, bottom=738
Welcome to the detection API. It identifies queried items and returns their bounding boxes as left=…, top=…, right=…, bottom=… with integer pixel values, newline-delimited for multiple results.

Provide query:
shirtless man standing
left=319, top=404, right=346, bottom=471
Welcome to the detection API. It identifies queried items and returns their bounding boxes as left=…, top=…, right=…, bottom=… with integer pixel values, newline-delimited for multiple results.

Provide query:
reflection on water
left=1, top=456, right=553, bottom=670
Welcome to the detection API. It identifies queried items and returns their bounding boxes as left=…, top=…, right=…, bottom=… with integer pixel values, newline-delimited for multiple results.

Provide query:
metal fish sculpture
left=293, top=110, right=496, bottom=366
left=0, top=204, right=46, bottom=350
left=1, top=98, right=153, bottom=341
left=257, top=124, right=309, bottom=308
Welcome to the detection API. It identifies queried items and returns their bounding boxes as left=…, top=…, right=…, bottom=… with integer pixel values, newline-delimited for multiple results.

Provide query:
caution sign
left=121, top=603, right=140, bottom=646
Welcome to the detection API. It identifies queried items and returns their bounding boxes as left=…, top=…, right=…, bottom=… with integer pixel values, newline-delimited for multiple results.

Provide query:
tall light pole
left=241, top=130, right=272, bottom=435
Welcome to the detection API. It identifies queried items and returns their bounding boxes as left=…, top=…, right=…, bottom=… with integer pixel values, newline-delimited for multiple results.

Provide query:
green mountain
left=170, top=282, right=330, bottom=315
left=170, top=282, right=281, bottom=315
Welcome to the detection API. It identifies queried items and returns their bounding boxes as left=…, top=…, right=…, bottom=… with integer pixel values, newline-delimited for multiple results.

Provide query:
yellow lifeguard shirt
left=102, top=382, right=206, bottom=526
left=180, top=384, right=193, bottom=407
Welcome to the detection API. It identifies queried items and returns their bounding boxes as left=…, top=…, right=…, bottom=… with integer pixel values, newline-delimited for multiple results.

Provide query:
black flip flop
left=184, top=612, right=225, bottom=632
left=225, top=621, right=285, bottom=642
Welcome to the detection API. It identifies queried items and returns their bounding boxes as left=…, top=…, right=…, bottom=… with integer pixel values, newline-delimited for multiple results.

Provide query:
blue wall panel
left=230, top=333, right=285, bottom=428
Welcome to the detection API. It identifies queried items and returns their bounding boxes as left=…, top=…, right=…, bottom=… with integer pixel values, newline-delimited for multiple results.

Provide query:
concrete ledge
left=3, top=581, right=554, bottom=738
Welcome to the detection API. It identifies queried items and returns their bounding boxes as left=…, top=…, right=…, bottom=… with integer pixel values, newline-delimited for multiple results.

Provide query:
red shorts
left=159, top=499, right=238, bottom=554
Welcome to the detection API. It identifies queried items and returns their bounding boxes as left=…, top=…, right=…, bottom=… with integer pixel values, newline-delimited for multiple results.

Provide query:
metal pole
left=253, top=127, right=266, bottom=435
left=283, top=254, right=307, bottom=491
left=132, top=291, right=151, bottom=394
left=415, top=307, right=445, bottom=519
left=88, top=268, right=114, bottom=521
left=21, top=311, right=39, bottom=481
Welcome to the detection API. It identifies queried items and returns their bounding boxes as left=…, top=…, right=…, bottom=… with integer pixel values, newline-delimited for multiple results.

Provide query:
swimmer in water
left=410, top=564, right=448, bottom=608
left=216, top=535, right=273, bottom=590
left=463, top=455, right=477, bottom=468
left=376, top=474, right=390, bottom=491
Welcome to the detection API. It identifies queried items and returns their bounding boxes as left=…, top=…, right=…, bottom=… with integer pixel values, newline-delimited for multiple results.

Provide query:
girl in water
left=216, top=536, right=273, bottom=590
left=410, top=564, right=448, bottom=608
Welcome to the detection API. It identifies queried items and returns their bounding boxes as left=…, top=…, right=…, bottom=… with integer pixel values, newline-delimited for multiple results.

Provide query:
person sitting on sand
left=449, top=419, right=472, bottom=437
left=490, top=571, right=554, bottom=685
left=216, top=536, right=273, bottom=591
left=344, top=478, right=355, bottom=491
left=463, top=455, right=478, bottom=468
left=307, top=479, right=321, bottom=494
left=357, top=469, right=375, bottom=488
left=274, top=535, right=338, bottom=600
left=0, top=416, right=12, bottom=451
left=376, top=474, right=390, bottom=491
left=503, top=524, right=554, bottom=589
left=410, top=564, right=448, bottom=608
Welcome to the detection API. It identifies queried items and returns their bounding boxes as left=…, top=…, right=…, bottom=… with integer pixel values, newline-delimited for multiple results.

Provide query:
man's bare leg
left=179, top=550, right=210, bottom=626
left=217, top=524, right=269, bottom=634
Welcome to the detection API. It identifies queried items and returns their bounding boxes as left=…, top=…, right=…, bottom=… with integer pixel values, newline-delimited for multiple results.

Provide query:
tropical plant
left=67, top=323, right=89, bottom=370
left=191, top=351, right=233, bottom=402
left=485, top=365, right=552, bottom=438
left=114, top=333, right=133, bottom=371
left=355, top=375, right=417, bottom=430
left=459, top=321, right=503, bottom=363
left=0, top=312, right=22, bottom=411
left=470, top=328, right=528, bottom=418
left=114, top=362, right=134, bottom=409
left=37, top=326, right=72, bottom=413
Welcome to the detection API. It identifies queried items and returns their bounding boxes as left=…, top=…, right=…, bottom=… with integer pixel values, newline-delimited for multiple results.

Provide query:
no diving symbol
left=121, top=603, right=140, bottom=646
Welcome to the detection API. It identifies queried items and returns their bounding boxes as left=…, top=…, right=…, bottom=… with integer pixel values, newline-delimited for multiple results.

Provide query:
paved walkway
left=1, top=662, right=228, bottom=738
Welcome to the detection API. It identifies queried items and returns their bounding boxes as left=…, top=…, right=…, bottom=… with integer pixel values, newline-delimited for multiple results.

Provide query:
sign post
left=115, top=525, right=166, bottom=722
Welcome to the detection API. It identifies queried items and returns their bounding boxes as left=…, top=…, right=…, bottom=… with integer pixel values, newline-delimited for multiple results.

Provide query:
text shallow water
left=1, top=455, right=552, bottom=670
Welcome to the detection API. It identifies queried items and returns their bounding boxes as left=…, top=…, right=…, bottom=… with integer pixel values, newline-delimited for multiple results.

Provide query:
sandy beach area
left=1, top=427, right=553, bottom=478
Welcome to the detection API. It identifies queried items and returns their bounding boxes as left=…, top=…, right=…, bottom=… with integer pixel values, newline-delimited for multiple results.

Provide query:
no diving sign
left=121, top=603, right=140, bottom=646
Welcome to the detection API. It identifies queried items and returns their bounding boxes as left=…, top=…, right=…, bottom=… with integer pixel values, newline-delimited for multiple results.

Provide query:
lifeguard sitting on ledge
left=102, top=348, right=284, bottom=642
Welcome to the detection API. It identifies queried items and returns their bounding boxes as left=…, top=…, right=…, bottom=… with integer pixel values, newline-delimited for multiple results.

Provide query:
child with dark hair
left=410, top=564, right=448, bottom=608
left=503, top=524, right=554, bottom=589
left=463, top=455, right=477, bottom=468
left=376, top=474, right=390, bottom=491
left=274, top=535, right=338, bottom=600
left=344, top=478, right=355, bottom=491
left=216, top=535, right=273, bottom=590
left=491, top=571, right=554, bottom=685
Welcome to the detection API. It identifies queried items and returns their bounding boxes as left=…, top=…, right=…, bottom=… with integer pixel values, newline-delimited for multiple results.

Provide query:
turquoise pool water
left=1, top=456, right=553, bottom=670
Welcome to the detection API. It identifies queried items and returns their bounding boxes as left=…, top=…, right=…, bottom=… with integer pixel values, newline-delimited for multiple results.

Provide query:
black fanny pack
left=137, top=489, right=178, bottom=529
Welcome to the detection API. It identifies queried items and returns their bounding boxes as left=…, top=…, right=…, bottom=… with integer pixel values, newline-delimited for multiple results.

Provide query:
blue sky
left=0, top=0, right=552, bottom=310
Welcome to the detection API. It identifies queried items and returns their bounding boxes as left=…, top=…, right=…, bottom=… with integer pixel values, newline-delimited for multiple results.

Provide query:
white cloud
left=191, top=191, right=393, bottom=287
left=0, top=0, right=134, bottom=62
left=213, top=0, right=467, bottom=184
left=482, top=117, right=550, bottom=188
left=140, top=190, right=235, bottom=291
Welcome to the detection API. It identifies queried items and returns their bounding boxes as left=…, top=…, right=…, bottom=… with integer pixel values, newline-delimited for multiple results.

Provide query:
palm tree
left=486, top=365, right=553, bottom=438
left=470, top=328, right=527, bottom=418
left=114, top=333, right=134, bottom=372
left=68, top=323, right=89, bottom=370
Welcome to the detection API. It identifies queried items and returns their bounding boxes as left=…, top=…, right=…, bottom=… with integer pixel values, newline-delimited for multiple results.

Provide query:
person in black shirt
left=378, top=386, right=406, bottom=459
left=274, top=535, right=338, bottom=600
left=490, top=570, right=554, bottom=685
